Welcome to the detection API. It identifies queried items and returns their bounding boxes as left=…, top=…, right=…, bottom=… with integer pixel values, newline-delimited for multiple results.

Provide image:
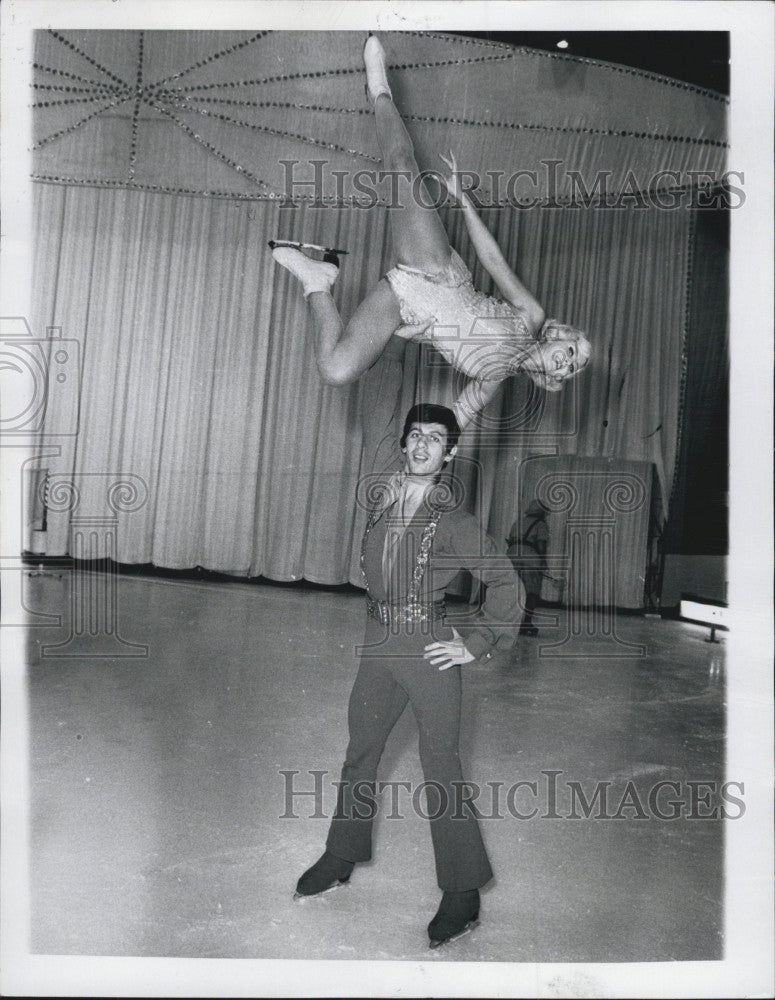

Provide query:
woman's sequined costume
left=385, top=250, right=533, bottom=381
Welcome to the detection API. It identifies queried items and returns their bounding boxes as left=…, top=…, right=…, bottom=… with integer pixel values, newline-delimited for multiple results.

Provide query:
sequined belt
left=366, top=597, right=446, bottom=626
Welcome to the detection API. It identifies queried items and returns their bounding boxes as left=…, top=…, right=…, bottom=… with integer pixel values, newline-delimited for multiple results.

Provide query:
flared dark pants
left=326, top=616, right=493, bottom=891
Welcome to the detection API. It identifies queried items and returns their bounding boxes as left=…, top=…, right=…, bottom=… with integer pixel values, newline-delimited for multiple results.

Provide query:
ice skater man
left=294, top=365, right=525, bottom=949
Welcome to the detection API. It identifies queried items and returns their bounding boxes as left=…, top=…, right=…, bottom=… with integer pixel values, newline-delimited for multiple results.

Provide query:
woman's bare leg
left=306, top=84, right=452, bottom=385
left=275, top=39, right=450, bottom=386
left=308, top=279, right=403, bottom=386
left=373, top=93, right=452, bottom=273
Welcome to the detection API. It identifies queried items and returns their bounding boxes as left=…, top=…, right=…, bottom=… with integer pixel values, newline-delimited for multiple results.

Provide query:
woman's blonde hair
left=526, top=320, right=592, bottom=392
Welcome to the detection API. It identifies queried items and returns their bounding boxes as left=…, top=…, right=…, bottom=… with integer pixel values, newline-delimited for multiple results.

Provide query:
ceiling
left=450, top=32, right=729, bottom=95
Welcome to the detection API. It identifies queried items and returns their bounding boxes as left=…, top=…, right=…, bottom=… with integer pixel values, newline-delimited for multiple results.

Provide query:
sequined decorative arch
left=33, top=29, right=728, bottom=204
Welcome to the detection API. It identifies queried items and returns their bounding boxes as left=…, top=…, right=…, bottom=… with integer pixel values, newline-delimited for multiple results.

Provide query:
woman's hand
left=424, top=628, right=475, bottom=670
left=439, top=150, right=463, bottom=202
left=394, top=317, right=435, bottom=340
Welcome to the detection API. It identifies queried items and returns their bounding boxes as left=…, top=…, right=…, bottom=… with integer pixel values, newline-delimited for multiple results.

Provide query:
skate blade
left=428, top=918, right=479, bottom=950
left=292, top=879, right=350, bottom=902
left=268, top=240, right=348, bottom=255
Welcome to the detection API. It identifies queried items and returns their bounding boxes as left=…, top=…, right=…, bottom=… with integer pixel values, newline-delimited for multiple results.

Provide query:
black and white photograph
left=1, top=1, right=772, bottom=997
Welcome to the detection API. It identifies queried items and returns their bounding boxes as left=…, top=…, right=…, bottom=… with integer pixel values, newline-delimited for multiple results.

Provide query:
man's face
left=402, top=422, right=456, bottom=477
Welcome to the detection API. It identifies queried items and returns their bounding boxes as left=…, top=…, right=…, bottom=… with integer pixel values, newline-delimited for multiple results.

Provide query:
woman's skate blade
left=268, top=239, right=347, bottom=256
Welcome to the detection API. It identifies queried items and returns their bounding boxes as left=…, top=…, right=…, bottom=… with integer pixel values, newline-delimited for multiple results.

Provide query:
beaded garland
left=48, top=29, right=128, bottom=88
left=153, top=51, right=516, bottom=97
left=29, top=170, right=730, bottom=214
left=34, top=95, right=133, bottom=150
left=159, top=91, right=728, bottom=150
left=148, top=98, right=275, bottom=195
left=158, top=92, right=381, bottom=163
left=148, top=31, right=270, bottom=89
left=128, top=32, right=144, bottom=180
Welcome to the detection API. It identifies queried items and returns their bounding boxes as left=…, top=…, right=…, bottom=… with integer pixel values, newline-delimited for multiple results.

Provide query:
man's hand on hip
left=424, top=628, right=476, bottom=670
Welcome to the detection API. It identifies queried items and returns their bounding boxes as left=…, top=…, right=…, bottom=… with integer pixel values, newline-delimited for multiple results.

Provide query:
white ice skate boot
left=363, top=34, right=392, bottom=104
left=269, top=241, right=340, bottom=298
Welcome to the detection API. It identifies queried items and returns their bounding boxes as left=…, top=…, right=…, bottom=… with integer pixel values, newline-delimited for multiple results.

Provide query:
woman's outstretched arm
left=439, top=152, right=545, bottom=337
left=452, top=377, right=502, bottom=431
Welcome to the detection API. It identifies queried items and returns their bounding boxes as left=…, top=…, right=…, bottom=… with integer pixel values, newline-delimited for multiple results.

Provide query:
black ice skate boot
left=293, top=850, right=355, bottom=900
left=428, top=889, right=480, bottom=949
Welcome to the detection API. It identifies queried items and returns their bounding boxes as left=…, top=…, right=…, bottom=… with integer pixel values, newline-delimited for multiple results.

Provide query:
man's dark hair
left=400, top=403, right=461, bottom=454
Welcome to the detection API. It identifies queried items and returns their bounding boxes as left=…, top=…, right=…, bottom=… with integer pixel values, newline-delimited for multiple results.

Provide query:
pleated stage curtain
left=29, top=29, right=718, bottom=592
left=32, top=180, right=690, bottom=590
left=663, top=207, right=729, bottom=556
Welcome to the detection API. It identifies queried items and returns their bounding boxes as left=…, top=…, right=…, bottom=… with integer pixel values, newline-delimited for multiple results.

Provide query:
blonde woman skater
left=271, top=35, right=590, bottom=429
